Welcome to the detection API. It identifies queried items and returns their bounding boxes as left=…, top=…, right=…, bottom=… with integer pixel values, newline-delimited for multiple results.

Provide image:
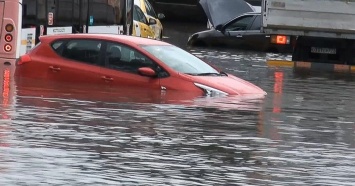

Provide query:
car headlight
left=194, top=83, right=229, bottom=97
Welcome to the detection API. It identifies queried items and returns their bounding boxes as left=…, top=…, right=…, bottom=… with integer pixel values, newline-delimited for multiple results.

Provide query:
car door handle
left=49, top=66, right=61, bottom=71
left=236, top=35, right=243, bottom=38
left=101, top=76, right=113, bottom=81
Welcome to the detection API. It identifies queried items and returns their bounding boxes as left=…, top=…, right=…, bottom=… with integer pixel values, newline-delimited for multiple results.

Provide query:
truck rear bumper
left=292, top=36, right=355, bottom=65
left=267, top=60, right=355, bottom=74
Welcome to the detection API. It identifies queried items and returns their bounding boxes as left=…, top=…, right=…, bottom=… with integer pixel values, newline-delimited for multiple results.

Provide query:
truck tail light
left=4, top=44, right=12, bottom=52
left=271, top=35, right=290, bottom=45
left=5, top=34, right=13, bottom=42
left=5, top=24, right=14, bottom=32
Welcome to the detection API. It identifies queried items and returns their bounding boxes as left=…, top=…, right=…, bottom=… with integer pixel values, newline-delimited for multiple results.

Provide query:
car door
left=100, top=41, right=161, bottom=90
left=132, top=20, right=142, bottom=37
left=46, top=39, right=104, bottom=85
left=221, top=15, right=256, bottom=48
left=133, top=5, right=155, bottom=39
left=239, top=15, right=270, bottom=51
left=133, top=0, right=142, bottom=37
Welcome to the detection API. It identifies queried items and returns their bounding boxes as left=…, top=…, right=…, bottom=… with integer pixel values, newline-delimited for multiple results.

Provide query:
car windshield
left=141, top=45, right=220, bottom=75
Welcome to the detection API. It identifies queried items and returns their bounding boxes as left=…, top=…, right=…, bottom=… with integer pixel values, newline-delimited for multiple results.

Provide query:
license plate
left=311, top=47, right=336, bottom=54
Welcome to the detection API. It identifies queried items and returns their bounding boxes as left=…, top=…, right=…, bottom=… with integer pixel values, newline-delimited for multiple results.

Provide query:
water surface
left=0, top=24, right=354, bottom=185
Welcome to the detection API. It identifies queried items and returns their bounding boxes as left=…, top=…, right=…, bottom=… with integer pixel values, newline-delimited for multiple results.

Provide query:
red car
left=15, top=34, right=266, bottom=97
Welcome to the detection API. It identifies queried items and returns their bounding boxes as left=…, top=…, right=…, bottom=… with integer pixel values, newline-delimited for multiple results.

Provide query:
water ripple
left=0, top=47, right=354, bottom=185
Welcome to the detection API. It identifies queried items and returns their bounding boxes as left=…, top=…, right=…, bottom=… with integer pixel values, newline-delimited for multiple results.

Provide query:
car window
left=144, top=0, right=157, bottom=18
left=51, top=40, right=64, bottom=50
left=225, top=15, right=254, bottom=31
left=133, top=5, right=147, bottom=24
left=105, top=42, right=156, bottom=74
left=133, top=6, right=139, bottom=22
left=50, top=40, right=65, bottom=54
left=142, top=45, right=219, bottom=74
left=61, top=39, right=103, bottom=66
left=249, top=15, right=261, bottom=30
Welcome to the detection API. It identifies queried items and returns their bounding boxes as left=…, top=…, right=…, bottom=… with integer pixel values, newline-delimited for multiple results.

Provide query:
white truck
left=262, top=0, right=355, bottom=64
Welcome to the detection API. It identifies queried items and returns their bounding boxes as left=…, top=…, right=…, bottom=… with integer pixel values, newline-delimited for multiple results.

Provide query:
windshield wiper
left=186, top=71, right=228, bottom=76
left=220, top=71, right=228, bottom=76
left=194, top=71, right=228, bottom=76
left=196, top=73, right=220, bottom=76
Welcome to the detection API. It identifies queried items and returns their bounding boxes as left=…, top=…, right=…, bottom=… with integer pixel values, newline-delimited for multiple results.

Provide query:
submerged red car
left=15, top=34, right=266, bottom=97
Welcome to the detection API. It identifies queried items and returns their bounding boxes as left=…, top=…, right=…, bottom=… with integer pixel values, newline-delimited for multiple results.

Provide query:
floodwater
left=0, top=22, right=355, bottom=185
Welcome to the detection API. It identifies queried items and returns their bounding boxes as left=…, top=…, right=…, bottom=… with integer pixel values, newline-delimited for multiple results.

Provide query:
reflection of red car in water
left=15, top=76, right=265, bottom=112
left=15, top=77, right=203, bottom=105
left=15, top=34, right=266, bottom=97
left=0, top=65, right=15, bottom=148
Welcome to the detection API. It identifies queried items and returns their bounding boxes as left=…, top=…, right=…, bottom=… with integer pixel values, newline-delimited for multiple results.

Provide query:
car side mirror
left=157, top=13, right=165, bottom=19
left=148, top=18, right=157, bottom=25
left=138, top=67, right=156, bottom=77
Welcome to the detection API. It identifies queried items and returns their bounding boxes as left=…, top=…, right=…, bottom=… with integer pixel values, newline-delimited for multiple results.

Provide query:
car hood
left=189, top=74, right=267, bottom=96
left=199, top=0, right=255, bottom=28
left=190, top=29, right=220, bottom=38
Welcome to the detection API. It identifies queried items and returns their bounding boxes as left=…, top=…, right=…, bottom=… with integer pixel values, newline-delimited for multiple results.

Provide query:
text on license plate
left=311, top=47, right=336, bottom=54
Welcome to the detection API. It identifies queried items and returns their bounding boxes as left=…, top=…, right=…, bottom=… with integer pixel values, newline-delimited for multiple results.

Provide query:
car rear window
left=60, top=39, right=103, bottom=65
left=51, top=40, right=65, bottom=51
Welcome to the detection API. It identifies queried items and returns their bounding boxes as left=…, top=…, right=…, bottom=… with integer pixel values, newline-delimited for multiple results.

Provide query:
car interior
left=108, top=46, right=122, bottom=65
left=106, top=45, right=155, bottom=73
left=53, top=39, right=158, bottom=74
left=62, top=40, right=102, bottom=65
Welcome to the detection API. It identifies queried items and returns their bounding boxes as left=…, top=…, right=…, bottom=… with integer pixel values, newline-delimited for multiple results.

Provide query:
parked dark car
left=187, top=12, right=295, bottom=53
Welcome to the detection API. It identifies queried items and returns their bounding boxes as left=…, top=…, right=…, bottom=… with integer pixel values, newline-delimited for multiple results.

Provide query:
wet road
left=0, top=23, right=355, bottom=185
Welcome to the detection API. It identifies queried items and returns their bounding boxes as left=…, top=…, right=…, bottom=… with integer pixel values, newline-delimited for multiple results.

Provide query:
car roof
left=39, top=34, right=170, bottom=46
